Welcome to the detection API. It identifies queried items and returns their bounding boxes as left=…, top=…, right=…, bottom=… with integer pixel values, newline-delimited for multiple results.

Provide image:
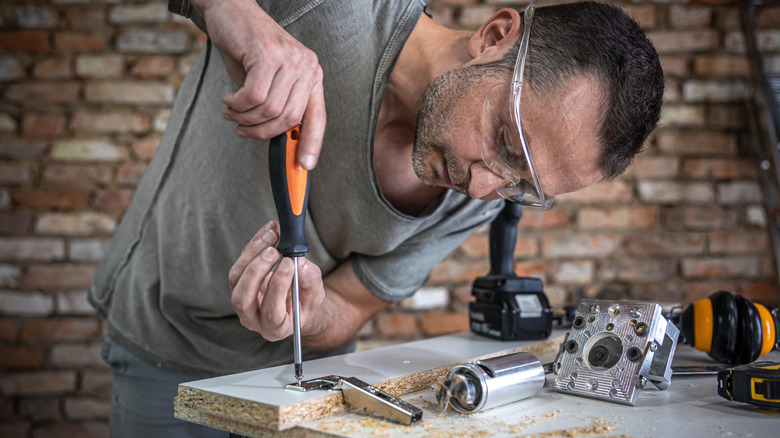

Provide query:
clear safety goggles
left=479, top=5, right=554, bottom=209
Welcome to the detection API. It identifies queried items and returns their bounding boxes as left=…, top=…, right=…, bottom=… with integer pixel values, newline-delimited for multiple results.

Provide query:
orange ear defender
left=678, top=291, right=778, bottom=364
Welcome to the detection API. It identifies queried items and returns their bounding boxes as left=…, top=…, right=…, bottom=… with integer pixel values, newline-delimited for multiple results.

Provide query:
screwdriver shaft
left=292, top=256, right=303, bottom=383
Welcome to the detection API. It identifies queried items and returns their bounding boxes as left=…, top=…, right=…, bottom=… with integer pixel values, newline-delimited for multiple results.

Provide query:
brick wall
left=0, top=0, right=778, bottom=435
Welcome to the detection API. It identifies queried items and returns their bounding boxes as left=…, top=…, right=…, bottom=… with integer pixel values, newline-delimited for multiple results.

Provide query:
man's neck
left=373, top=14, right=470, bottom=216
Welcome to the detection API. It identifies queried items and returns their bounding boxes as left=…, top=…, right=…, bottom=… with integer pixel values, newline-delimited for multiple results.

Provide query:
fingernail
left=237, top=129, right=247, bottom=138
left=300, top=154, right=315, bottom=170
left=278, top=258, right=291, bottom=273
left=264, top=221, right=275, bottom=231
left=221, top=110, right=229, bottom=120
left=262, top=247, right=277, bottom=261
left=262, top=228, right=276, bottom=244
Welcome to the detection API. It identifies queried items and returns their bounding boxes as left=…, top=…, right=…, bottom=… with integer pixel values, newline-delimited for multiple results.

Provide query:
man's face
left=412, top=64, right=604, bottom=202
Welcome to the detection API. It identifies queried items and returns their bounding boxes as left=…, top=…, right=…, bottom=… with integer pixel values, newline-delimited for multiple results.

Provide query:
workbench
left=175, top=331, right=780, bottom=437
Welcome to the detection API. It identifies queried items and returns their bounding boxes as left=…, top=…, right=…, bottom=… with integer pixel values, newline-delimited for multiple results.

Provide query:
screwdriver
left=268, top=125, right=310, bottom=385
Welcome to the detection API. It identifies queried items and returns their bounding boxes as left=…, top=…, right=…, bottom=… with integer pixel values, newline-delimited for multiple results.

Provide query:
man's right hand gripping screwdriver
left=268, top=125, right=310, bottom=385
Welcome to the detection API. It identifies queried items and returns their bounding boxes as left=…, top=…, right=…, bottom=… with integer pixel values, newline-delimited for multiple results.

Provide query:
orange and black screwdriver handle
left=268, top=125, right=310, bottom=257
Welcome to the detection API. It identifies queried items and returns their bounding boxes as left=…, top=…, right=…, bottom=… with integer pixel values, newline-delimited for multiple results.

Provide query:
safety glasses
left=479, top=5, right=554, bottom=209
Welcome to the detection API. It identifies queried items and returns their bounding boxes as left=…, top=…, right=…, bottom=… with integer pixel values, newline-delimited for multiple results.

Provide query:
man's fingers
left=222, top=64, right=276, bottom=113
left=260, top=257, right=295, bottom=335
left=298, top=80, right=326, bottom=170
left=231, top=246, right=279, bottom=328
left=229, top=221, right=278, bottom=289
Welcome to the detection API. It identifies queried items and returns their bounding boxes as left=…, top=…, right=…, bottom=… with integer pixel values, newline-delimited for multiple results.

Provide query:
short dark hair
left=497, top=1, right=664, bottom=179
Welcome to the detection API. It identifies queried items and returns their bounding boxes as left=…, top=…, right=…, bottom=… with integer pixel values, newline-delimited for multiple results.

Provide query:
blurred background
left=1, top=0, right=778, bottom=436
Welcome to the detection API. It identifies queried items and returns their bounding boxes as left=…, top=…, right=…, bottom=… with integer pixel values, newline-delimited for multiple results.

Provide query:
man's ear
left=467, top=8, right=523, bottom=58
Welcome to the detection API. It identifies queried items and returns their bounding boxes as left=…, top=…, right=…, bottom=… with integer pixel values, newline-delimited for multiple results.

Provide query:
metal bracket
left=552, top=299, right=680, bottom=406
left=286, top=375, right=422, bottom=425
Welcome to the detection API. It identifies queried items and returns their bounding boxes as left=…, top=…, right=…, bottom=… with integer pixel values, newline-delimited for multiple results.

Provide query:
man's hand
left=191, top=0, right=326, bottom=170
left=228, top=221, right=325, bottom=341
left=228, top=221, right=393, bottom=349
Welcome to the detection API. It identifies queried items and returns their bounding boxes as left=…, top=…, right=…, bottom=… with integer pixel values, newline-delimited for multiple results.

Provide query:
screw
left=636, top=375, right=647, bottom=389
left=649, top=341, right=659, bottom=352
left=589, top=304, right=600, bottom=314
left=629, top=308, right=640, bottom=318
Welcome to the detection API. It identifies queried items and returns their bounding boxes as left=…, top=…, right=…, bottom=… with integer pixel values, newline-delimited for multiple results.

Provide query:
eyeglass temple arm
left=488, top=201, right=523, bottom=278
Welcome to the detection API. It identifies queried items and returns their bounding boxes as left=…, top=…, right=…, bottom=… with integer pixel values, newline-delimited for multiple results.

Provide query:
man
left=89, top=0, right=663, bottom=436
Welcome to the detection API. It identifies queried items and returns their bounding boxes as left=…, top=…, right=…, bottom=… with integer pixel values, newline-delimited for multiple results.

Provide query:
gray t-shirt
left=88, top=0, right=502, bottom=377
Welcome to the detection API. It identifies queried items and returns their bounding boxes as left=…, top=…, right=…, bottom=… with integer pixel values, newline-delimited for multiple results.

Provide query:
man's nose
left=467, top=164, right=509, bottom=199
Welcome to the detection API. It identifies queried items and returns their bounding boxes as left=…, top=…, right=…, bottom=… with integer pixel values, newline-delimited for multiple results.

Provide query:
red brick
left=555, top=181, right=632, bottom=203
left=375, top=313, right=419, bottom=338
left=659, top=56, right=690, bottom=78
left=19, top=397, right=61, bottom=422
left=648, top=30, right=719, bottom=54
left=542, top=234, right=620, bottom=258
left=51, top=343, right=105, bottom=368
left=0, top=211, right=34, bottom=235
left=518, top=209, right=571, bottom=230
left=513, top=260, right=549, bottom=279
left=0, top=137, right=48, bottom=158
left=657, top=131, right=736, bottom=156
left=85, top=81, right=174, bottom=105
left=737, top=281, right=780, bottom=305
left=0, top=237, right=65, bottom=262
left=669, top=5, right=713, bottom=29
left=65, top=7, right=107, bottom=29
left=35, top=212, right=116, bottom=236
left=709, top=231, right=770, bottom=254
left=717, top=181, right=763, bottom=204
left=0, top=162, right=32, bottom=185
left=553, top=261, right=594, bottom=284
left=693, top=55, right=750, bottom=77
left=638, top=181, right=714, bottom=204
left=623, top=155, right=679, bottom=179
left=117, top=162, right=147, bottom=186
left=71, top=110, right=150, bottom=134
left=64, top=397, right=110, bottom=420
left=429, top=258, right=488, bottom=283
left=32, top=57, right=73, bottom=79
left=32, top=421, right=108, bottom=438
left=624, top=5, right=656, bottom=29
left=131, top=56, right=175, bottom=78
left=0, top=31, right=49, bottom=52
left=51, top=138, right=128, bottom=162
left=683, top=80, right=749, bottom=103
left=131, top=136, right=159, bottom=159
left=681, top=257, right=760, bottom=278
left=5, top=82, right=81, bottom=104
left=708, top=105, right=748, bottom=129
left=420, top=312, right=468, bottom=336
left=81, top=370, right=112, bottom=397
left=57, top=290, right=98, bottom=315
left=0, top=345, right=46, bottom=368
left=0, top=319, right=19, bottom=341
left=76, top=54, right=124, bottom=79
left=21, top=318, right=101, bottom=342
left=625, top=232, right=706, bottom=256
left=659, top=105, right=706, bottom=127
left=680, top=281, right=738, bottom=303
left=0, top=370, right=76, bottom=396
left=578, top=206, right=658, bottom=230
left=23, top=264, right=97, bottom=290
left=0, top=291, right=55, bottom=316
left=683, top=158, right=756, bottom=179
left=665, top=206, right=739, bottom=230
left=42, top=164, right=113, bottom=188
left=11, top=189, right=91, bottom=209
left=92, top=189, right=134, bottom=211
left=54, top=30, right=111, bottom=52
left=21, top=113, right=66, bottom=138
left=600, top=259, right=677, bottom=283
